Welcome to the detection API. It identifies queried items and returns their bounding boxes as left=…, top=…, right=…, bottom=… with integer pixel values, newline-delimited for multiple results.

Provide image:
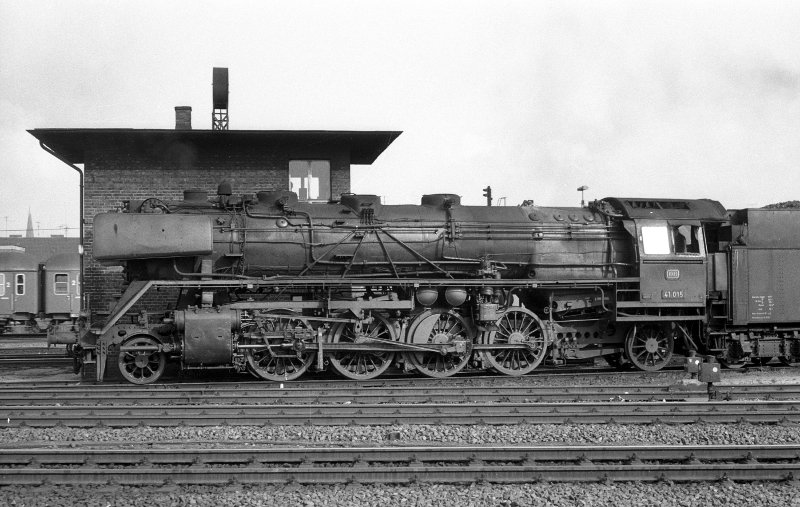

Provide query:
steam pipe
left=38, top=141, right=85, bottom=312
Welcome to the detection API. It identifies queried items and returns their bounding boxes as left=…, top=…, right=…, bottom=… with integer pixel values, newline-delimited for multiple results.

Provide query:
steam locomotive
left=63, top=184, right=800, bottom=383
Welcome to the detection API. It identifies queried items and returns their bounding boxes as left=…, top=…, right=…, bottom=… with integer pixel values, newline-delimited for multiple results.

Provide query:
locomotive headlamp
left=276, top=218, right=289, bottom=228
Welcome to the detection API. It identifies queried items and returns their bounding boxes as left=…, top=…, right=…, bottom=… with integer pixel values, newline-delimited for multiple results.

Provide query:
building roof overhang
left=28, top=129, right=402, bottom=165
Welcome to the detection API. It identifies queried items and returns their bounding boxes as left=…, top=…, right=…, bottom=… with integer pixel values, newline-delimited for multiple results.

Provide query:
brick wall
left=84, top=142, right=351, bottom=316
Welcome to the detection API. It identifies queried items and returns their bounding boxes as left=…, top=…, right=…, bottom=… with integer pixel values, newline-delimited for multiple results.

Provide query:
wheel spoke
left=519, top=318, right=536, bottom=336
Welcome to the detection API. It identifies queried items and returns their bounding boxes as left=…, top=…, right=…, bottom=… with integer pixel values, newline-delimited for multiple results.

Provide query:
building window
left=54, top=274, right=69, bottom=295
left=289, top=160, right=331, bottom=202
left=15, top=274, right=24, bottom=296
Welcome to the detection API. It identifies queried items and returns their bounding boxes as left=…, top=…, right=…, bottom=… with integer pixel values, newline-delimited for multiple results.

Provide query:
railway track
left=0, top=444, right=797, bottom=485
left=0, top=353, right=72, bottom=367
left=0, top=336, right=71, bottom=367
left=0, top=382, right=798, bottom=406
left=3, top=399, right=799, bottom=427
left=0, top=333, right=47, bottom=341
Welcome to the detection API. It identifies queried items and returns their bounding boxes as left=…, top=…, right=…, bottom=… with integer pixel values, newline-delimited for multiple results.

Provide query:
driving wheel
left=480, top=308, right=548, bottom=376
left=245, top=314, right=315, bottom=381
left=328, top=313, right=396, bottom=380
left=404, top=309, right=473, bottom=378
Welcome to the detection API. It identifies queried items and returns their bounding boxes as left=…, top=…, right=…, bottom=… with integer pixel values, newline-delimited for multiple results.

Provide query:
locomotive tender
left=65, top=185, right=800, bottom=383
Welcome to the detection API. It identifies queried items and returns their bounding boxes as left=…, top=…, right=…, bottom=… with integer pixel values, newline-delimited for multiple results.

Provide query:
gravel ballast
left=1, top=481, right=799, bottom=507
left=2, top=363, right=800, bottom=505
left=1, top=422, right=799, bottom=447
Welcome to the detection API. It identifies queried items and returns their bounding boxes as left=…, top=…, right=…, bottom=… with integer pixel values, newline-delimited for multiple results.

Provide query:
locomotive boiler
left=68, top=185, right=800, bottom=383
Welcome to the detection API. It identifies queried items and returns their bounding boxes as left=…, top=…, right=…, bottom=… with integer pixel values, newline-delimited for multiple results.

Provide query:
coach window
left=289, top=160, right=331, bottom=202
left=640, top=225, right=671, bottom=255
left=15, top=274, right=24, bottom=296
left=54, top=274, right=69, bottom=295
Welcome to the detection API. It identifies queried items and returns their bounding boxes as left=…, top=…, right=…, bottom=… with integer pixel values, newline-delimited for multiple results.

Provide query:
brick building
left=29, top=111, right=400, bottom=314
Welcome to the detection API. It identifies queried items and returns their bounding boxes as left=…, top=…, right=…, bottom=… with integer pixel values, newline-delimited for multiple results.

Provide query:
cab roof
left=602, top=197, right=727, bottom=221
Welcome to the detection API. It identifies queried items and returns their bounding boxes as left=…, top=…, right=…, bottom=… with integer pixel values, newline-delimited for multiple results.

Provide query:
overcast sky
left=2, top=0, right=800, bottom=237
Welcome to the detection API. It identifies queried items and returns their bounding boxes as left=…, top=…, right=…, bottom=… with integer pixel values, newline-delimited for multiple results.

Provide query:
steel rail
left=2, top=400, right=799, bottom=427
left=0, top=444, right=797, bottom=485
left=0, top=355, right=73, bottom=366
left=0, top=333, right=48, bottom=341
left=0, top=349, right=68, bottom=356
left=0, top=384, right=798, bottom=406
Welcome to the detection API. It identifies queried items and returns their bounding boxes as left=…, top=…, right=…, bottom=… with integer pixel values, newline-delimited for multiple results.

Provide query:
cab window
left=672, top=225, right=703, bottom=255
left=54, top=274, right=69, bottom=295
left=640, top=223, right=704, bottom=256
left=15, top=274, right=24, bottom=296
left=0, top=274, right=4, bottom=296
left=641, top=226, right=671, bottom=255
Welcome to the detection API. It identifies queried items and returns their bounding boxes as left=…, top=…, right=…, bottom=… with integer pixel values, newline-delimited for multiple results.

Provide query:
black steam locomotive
left=62, top=185, right=800, bottom=383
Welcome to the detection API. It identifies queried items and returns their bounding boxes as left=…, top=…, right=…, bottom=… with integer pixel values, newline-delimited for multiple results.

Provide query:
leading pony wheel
left=624, top=324, right=674, bottom=372
left=328, top=313, right=396, bottom=380
left=117, top=335, right=166, bottom=384
left=480, top=308, right=548, bottom=376
left=404, top=309, right=473, bottom=378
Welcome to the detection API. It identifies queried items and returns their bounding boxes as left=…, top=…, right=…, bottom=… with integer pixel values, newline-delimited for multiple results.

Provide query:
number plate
left=662, top=290, right=685, bottom=299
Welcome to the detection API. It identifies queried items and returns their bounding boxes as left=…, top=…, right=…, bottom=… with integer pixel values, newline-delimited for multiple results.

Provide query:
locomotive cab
left=635, top=220, right=707, bottom=305
left=602, top=198, right=728, bottom=309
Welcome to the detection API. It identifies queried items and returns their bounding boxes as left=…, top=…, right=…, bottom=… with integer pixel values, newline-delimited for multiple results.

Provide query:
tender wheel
left=779, top=341, right=800, bottom=366
left=719, top=359, right=747, bottom=369
left=118, top=335, right=166, bottom=384
left=480, top=308, right=548, bottom=376
left=328, top=313, right=396, bottom=380
left=624, top=324, right=674, bottom=372
left=720, top=340, right=748, bottom=369
left=404, top=309, right=473, bottom=378
left=245, top=314, right=315, bottom=381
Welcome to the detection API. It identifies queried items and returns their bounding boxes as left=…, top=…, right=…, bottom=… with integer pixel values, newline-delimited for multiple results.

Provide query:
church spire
left=25, top=209, right=34, bottom=238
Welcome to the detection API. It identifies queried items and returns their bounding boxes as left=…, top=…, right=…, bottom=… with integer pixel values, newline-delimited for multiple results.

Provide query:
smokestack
left=175, top=106, right=192, bottom=130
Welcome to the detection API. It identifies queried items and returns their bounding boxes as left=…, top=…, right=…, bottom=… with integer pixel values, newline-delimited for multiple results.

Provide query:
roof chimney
left=175, top=106, right=192, bottom=130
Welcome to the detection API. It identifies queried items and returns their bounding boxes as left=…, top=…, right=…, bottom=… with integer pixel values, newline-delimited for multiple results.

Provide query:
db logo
left=665, top=269, right=680, bottom=280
